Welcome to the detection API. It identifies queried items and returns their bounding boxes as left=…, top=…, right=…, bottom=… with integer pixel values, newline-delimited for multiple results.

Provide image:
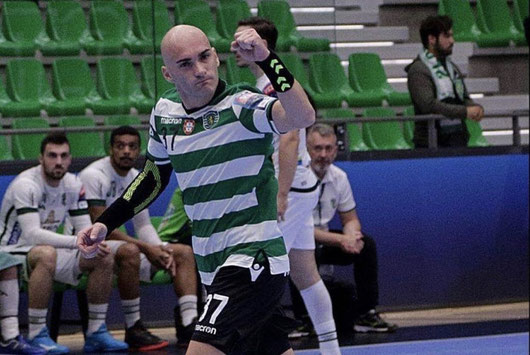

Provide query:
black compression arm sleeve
left=96, top=159, right=173, bottom=236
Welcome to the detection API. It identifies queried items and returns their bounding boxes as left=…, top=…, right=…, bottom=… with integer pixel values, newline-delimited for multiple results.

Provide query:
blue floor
left=295, top=332, right=529, bottom=355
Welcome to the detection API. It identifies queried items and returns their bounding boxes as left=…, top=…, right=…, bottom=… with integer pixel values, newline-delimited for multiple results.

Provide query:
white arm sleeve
left=69, top=214, right=92, bottom=234
left=18, top=212, right=77, bottom=249
left=133, top=209, right=163, bottom=246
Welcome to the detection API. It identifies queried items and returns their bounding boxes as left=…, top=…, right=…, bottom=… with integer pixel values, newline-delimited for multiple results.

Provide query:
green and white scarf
left=419, top=50, right=465, bottom=102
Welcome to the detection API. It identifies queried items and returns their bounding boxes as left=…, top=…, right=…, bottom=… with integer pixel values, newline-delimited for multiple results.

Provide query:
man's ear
left=161, top=66, right=173, bottom=83
left=212, top=47, right=220, bottom=67
left=427, top=34, right=437, bottom=48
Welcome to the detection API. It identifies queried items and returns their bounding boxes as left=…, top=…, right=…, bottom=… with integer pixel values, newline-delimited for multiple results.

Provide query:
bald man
left=77, top=25, right=316, bottom=355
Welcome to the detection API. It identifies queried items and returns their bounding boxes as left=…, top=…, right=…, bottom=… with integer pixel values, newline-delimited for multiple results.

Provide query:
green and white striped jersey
left=147, top=81, right=290, bottom=285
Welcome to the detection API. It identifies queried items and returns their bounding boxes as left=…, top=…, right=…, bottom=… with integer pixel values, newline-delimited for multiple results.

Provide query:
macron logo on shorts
left=195, top=324, right=217, bottom=335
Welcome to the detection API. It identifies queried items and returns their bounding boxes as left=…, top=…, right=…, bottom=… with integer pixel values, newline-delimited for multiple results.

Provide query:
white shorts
left=107, top=240, right=158, bottom=283
left=278, top=187, right=319, bottom=252
left=8, top=247, right=83, bottom=286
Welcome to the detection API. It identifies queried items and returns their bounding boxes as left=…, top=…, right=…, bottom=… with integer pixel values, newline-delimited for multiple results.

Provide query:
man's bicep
left=87, top=205, right=107, bottom=223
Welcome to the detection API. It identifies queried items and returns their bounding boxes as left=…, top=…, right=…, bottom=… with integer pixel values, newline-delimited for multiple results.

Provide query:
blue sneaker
left=83, top=324, right=128, bottom=353
left=0, top=335, right=47, bottom=354
left=28, top=327, right=69, bottom=354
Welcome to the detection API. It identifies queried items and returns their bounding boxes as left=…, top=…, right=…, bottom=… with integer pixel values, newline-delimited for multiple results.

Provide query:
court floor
left=56, top=302, right=528, bottom=354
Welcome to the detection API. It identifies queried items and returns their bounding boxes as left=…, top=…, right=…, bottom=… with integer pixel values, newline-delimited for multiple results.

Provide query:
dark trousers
left=290, top=233, right=379, bottom=321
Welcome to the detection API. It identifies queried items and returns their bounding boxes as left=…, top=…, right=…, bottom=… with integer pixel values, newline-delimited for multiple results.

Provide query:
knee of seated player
left=115, top=242, right=141, bottom=268
left=28, top=245, right=57, bottom=273
left=80, top=248, right=115, bottom=272
left=169, top=244, right=195, bottom=265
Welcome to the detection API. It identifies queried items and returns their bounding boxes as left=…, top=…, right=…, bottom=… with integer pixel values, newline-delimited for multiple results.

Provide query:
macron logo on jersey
left=195, top=324, right=217, bottom=335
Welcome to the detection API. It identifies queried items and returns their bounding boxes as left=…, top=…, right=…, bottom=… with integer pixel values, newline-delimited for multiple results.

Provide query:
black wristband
left=256, top=51, right=295, bottom=93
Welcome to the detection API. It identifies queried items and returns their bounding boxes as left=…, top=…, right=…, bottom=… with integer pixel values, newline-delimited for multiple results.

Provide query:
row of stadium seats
left=439, top=0, right=528, bottom=47
left=328, top=107, right=488, bottom=152
left=0, top=52, right=410, bottom=118
left=0, top=0, right=329, bottom=57
left=0, top=107, right=489, bottom=162
left=0, top=115, right=148, bottom=161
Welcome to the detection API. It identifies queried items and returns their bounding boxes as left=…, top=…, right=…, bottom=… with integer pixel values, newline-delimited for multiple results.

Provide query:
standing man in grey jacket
left=406, top=15, right=484, bottom=148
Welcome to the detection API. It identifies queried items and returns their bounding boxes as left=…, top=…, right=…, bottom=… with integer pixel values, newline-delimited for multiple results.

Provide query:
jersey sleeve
left=79, top=168, right=107, bottom=207
left=11, top=179, right=40, bottom=215
left=336, top=171, right=356, bottom=213
left=67, top=176, right=89, bottom=217
left=146, top=109, right=171, bottom=165
left=231, top=90, right=280, bottom=134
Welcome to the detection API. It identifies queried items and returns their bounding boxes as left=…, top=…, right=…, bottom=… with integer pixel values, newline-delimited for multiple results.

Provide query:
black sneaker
left=354, top=310, right=398, bottom=333
left=125, top=320, right=169, bottom=351
left=288, top=322, right=315, bottom=339
left=174, top=306, right=196, bottom=348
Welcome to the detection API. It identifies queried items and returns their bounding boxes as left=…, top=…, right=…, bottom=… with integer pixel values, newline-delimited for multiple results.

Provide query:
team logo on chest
left=183, top=119, right=195, bottom=135
left=202, top=111, right=219, bottom=130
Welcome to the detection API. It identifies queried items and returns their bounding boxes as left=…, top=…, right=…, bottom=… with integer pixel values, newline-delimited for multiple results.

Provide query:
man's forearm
left=96, top=160, right=172, bottom=235
left=314, top=227, right=346, bottom=247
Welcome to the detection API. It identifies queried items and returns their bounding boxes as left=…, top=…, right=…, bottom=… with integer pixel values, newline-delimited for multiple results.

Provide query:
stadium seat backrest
left=362, top=107, right=411, bottom=150
left=97, top=58, right=140, bottom=99
left=438, top=0, right=481, bottom=37
left=141, top=56, right=174, bottom=100
left=132, top=0, right=171, bottom=43
left=12, top=118, right=50, bottom=160
left=216, top=0, right=252, bottom=39
left=476, top=0, right=517, bottom=34
left=257, top=0, right=297, bottom=36
left=512, top=0, right=528, bottom=31
left=348, top=53, right=389, bottom=92
left=6, top=59, right=52, bottom=101
left=45, top=0, right=88, bottom=42
left=175, top=0, right=217, bottom=36
left=225, top=57, right=256, bottom=86
left=52, top=59, right=96, bottom=100
left=88, top=0, right=129, bottom=41
left=309, top=53, right=348, bottom=93
left=59, top=116, right=105, bottom=157
left=1, top=1, right=44, bottom=42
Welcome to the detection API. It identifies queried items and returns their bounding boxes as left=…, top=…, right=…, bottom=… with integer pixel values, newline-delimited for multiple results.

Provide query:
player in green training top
left=77, top=25, right=315, bottom=354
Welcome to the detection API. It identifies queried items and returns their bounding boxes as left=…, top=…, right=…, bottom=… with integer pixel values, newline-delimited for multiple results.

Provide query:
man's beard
left=113, top=157, right=134, bottom=171
left=44, top=168, right=66, bottom=181
left=435, top=41, right=452, bottom=58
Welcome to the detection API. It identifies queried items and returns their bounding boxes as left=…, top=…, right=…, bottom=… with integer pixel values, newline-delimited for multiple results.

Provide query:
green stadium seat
left=125, top=0, right=172, bottom=54
left=12, top=118, right=50, bottom=160
left=58, top=117, right=106, bottom=158
left=0, top=1, right=48, bottom=56
left=513, top=0, right=529, bottom=34
left=476, top=0, right=526, bottom=46
left=348, top=53, right=411, bottom=107
left=279, top=53, right=341, bottom=109
left=438, top=0, right=510, bottom=47
left=51, top=59, right=96, bottom=116
left=96, top=58, right=154, bottom=115
left=39, top=0, right=92, bottom=56
left=308, top=53, right=356, bottom=108
left=0, top=81, right=14, bottom=118
left=150, top=216, right=163, bottom=230
left=225, top=57, right=256, bottom=86
left=83, top=0, right=132, bottom=55
left=140, top=55, right=174, bottom=100
left=174, top=0, right=231, bottom=53
left=257, top=0, right=330, bottom=52
left=4, top=59, right=56, bottom=117
left=465, top=119, right=489, bottom=147
left=0, top=129, right=14, bottom=161
left=216, top=0, right=252, bottom=40
left=402, top=106, right=416, bottom=148
left=320, top=108, right=370, bottom=152
left=103, top=115, right=148, bottom=154
left=362, top=108, right=412, bottom=150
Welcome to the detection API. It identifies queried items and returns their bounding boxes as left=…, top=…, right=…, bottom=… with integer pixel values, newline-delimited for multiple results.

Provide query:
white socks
left=300, top=280, right=341, bottom=355
left=0, top=279, right=20, bottom=341
left=28, top=308, right=48, bottom=340
left=121, top=297, right=141, bottom=329
left=87, top=303, right=108, bottom=335
left=178, top=294, right=198, bottom=327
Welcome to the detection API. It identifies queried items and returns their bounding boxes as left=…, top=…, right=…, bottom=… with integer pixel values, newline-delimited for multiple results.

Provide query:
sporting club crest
left=202, top=111, right=219, bottom=130
left=183, top=119, right=195, bottom=135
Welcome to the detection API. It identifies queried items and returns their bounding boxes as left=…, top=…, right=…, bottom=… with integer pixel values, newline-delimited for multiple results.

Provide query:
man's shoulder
left=62, top=172, right=84, bottom=192
left=328, top=164, right=350, bottom=185
left=79, top=158, right=109, bottom=180
left=158, top=87, right=181, bottom=103
left=406, top=57, right=429, bottom=76
left=11, top=167, right=41, bottom=191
